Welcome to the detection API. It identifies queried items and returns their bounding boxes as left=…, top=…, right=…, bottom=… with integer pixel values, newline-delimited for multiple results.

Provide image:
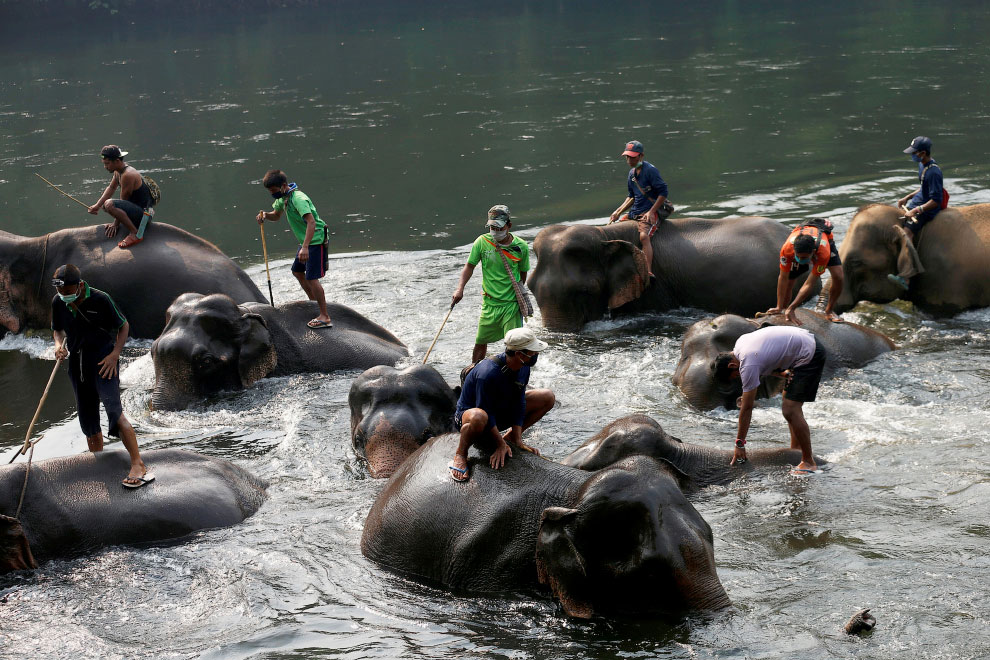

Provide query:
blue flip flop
left=448, top=463, right=469, bottom=482
left=790, top=468, right=819, bottom=476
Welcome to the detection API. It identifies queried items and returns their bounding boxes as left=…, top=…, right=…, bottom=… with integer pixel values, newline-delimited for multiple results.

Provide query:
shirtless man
left=88, top=145, right=154, bottom=249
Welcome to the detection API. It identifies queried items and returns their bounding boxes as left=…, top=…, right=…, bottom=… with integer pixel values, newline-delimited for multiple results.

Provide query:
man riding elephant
left=889, top=136, right=945, bottom=291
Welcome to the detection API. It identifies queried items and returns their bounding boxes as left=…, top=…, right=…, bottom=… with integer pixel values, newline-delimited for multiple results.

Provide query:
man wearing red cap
left=608, top=140, right=671, bottom=282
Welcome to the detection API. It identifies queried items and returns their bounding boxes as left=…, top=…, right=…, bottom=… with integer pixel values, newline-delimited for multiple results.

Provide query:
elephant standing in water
left=528, top=217, right=816, bottom=332
left=152, top=293, right=408, bottom=410
left=673, top=309, right=895, bottom=410
left=361, top=434, right=730, bottom=619
left=0, top=223, right=267, bottom=339
left=1, top=449, right=266, bottom=572
left=832, top=203, right=990, bottom=315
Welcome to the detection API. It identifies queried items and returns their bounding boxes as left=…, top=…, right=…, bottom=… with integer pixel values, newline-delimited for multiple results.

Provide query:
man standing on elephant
left=256, top=169, right=333, bottom=329
left=448, top=327, right=555, bottom=482
left=88, top=145, right=154, bottom=249
left=890, top=136, right=944, bottom=290
left=451, top=205, right=530, bottom=364
left=767, top=219, right=844, bottom=324
left=711, top=325, right=826, bottom=476
left=51, top=264, right=153, bottom=488
left=607, top=140, right=671, bottom=283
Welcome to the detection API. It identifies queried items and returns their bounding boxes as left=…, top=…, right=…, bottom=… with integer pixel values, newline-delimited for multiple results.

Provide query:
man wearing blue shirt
left=608, top=140, right=671, bottom=283
left=891, top=136, right=944, bottom=290
left=448, top=327, right=555, bottom=482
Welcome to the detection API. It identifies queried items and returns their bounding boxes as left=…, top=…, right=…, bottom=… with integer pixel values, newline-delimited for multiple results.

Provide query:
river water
left=2, top=2, right=989, bottom=659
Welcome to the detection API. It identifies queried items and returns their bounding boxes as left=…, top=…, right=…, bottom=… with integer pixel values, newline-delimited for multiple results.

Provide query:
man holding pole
left=256, top=169, right=332, bottom=328
left=451, top=205, right=531, bottom=364
left=88, top=145, right=154, bottom=249
left=51, top=264, right=152, bottom=488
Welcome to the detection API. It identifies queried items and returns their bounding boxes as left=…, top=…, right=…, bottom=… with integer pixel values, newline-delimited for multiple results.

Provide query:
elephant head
left=529, top=223, right=649, bottom=332
left=349, top=364, right=458, bottom=478
left=672, top=314, right=786, bottom=410
left=1, top=514, right=38, bottom=573
left=535, top=456, right=729, bottom=618
left=151, top=293, right=277, bottom=410
left=560, top=414, right=688, bottom=473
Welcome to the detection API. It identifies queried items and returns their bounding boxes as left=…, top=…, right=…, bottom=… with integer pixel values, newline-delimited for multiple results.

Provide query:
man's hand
left=608, top=211, right=620, bottom=224
left=515, top=440, right=541, bottom=457
left=297, top=246, right=309, bottom=263
left=98, top=351, right=120, bottom=379
left=785, top=306, right=802, bottom=325
left=763, top=306, right=783, bottom=316
left=256, top=211, right=266, bottom=225
left=730, top=446, right=748, bottom=466
left=104, top=222, right=118, bottom=237
left=451, top=288, right=464, bottom=307
left=54, top=344, right=68, bottom=360
left=490, top=440, right=513, bottom=469
left=88, top=204, right=101, bottom=215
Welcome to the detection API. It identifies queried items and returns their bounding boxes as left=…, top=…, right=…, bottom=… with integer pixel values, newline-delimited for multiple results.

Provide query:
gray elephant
left=0, top=223, right=267, bottom=339
left=528, top=217, right=816, bottom=332
left=1, top=448, right=266, bottom=572
left=151, top=293, right=408, bottom=410
left=832, top=203, right=990, bottom=315
left=561, top=414, right=823, bottom=484
left=349, top=364, right=458, bottom=478
left=673, top=309, right=895, bottom=410
left=361, top=433, right=730, bottom=619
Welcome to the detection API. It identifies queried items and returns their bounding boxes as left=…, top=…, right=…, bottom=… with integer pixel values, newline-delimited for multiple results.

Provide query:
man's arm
left=256, top=207, right=284, bottom=223
left=731, top=388, right=758, bottom=465
left=98, top=320, right=129, bottom=379
left=609, top=197, right=634, bottom=223
left=295, top=212, right=317, bottom=262
left=785, top=271, right=821, bottom=324
left=767, top=268, right=792, bottom=312
left=88, top=173, right=120, bottom=214
left=53, top=329, right=68, bottom=360
left=898, top=188, right=921, bottom=209
left=451, top=263, right=476, bottom=306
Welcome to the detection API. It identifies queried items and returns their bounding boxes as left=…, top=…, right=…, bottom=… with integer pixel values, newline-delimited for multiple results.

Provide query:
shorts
left=291, top=241, right=329, bottom=280
left=622, top=212, right=659, bottom=238
left=110, top=199, right=152, bottom=237
left=787, top=236, right=841, bottom=280
left=68, top=343, right=124, bottom=438
left=783, top=336, right=826, bottom=403
left=476, top=297, right=522, bottom=345
left=904, top=208, right=938, bottom=234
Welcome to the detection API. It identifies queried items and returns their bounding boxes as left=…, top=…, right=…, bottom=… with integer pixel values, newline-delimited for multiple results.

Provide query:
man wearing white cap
left=448, top=327, right=555, bottom=482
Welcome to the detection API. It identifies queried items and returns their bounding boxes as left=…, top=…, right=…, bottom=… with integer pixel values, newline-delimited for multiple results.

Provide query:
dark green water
left=2, top=3, right=990, bottom=659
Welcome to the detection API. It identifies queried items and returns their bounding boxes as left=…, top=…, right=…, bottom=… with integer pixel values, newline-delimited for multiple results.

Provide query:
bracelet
left=735, top=438, right=746, bottom=449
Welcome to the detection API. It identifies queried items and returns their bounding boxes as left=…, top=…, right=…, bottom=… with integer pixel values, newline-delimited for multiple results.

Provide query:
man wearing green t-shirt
left=256, top=169, right=333, bottom=328
left=451, top=205, right=530, bottom=363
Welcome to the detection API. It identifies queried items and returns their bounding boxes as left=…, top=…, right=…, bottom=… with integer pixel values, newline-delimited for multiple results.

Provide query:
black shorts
left=904, top=209, right=938, bottom=234
left=783, top=336, right=826, bottom=403
left=111, top=199, right=147, bottom=226
left=788, top=236, right=841, bottom=280
left=68, top=343, right=124, bottom=437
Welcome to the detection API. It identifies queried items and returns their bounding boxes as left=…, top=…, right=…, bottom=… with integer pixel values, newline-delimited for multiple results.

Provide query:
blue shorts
left=291, top=242, right=329, bottom=280
left=68, top=343, right=124, bottom=438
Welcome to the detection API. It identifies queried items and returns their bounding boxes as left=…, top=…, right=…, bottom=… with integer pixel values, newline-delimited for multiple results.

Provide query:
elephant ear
left=535, top=507, right=594, bottom=619
left=602, top=239, right=649, bottom=310
left=890, top=226, right=923, bottom=285
left=237, top=311, right=277, bottom=387
left=1, top=514, right=38, bottom=572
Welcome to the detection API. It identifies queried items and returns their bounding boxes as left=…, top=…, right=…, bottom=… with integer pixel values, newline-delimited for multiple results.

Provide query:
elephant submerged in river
left=672, top=308, right=895, bottom=410
left=832, top=203, right=990, bottom=316
left=0, top=223, right=267, bottom=339
left=361, top=433, right=731, bottom=619
left=1, top=448, right=266, bottom=573
left=528, top=217, right=816, bottom=332
left=152, top=293, right=408, bottom=410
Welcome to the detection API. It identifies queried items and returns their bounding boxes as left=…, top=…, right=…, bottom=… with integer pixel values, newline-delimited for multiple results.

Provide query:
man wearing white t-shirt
left=710, top=326, right=826, bottom=476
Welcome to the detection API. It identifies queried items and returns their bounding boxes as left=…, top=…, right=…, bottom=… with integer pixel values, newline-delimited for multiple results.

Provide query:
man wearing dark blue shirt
left=891, top=136, right=944, bottom=290
left=448, top=327, right=555, bottom=482
left=608, top=140, right=671, bottom=282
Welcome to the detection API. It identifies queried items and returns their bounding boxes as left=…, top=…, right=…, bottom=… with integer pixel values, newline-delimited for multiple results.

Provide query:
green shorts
left=475, top=298, right=522, bottom=345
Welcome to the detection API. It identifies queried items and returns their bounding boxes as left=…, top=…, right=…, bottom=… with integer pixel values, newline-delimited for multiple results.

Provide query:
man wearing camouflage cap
left=452, top=205, right=530, bottom=364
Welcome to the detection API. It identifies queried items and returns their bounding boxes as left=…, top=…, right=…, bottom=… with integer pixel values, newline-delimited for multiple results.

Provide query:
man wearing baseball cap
left=890, top=135, right=944, bottom=290
left=51, top=264, right=153, bottom=488
left=608, top=139, right=672, bottom=283
left=88, top=145, right=155, bottom=249
left=451, top=204, right=531, bottom=364
left=448, top=327, right=555, bottom=482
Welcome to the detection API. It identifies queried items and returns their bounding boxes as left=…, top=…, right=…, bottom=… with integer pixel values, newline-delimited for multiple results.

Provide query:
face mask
left=59, top=292, right=79, bottom=303
left=490, top=228, right=508, bottom=241
left=525, top=353, right=539, bottom=367
left=911, top=154, right=922, bottom=163
left=794, top=255, right=811, bottom=265
left=270, top=182, right=298, bottom=199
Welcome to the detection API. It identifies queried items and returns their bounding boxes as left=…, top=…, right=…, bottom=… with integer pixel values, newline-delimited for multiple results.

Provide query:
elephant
left=1, top=448, right=266, bottom=573
left=361, top=433, right=731, bottom=619
left=672, top=308, right=895, bottom=410
left=349, top=364, right=458, bottom=478
left=528, top=217, right=816, bottom=332
left=151, top=293, right=408, bottom=410
left=0, top=223, right=268, bottom=339
left=560, top=414, right=823, bottom=484
left=832, top=203, right=990, bottom=316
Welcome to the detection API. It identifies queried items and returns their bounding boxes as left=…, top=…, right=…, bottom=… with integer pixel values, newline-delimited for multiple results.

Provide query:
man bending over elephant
left=256, top=169, right=333, bottom=329
left=711, top=325, right=826, bottom=476
left=766, top=219, right=844, bottom=324
left=890, top=135, right=945, bottom=291
left=88, top=145, right=154, bottom=249
left=451, top=205, right=530, bottom=364
left=449, top=328, right=555, bottom=482
left=607, top=139, right=672, bottom=283
left=51, top=264, right=153, bottom=488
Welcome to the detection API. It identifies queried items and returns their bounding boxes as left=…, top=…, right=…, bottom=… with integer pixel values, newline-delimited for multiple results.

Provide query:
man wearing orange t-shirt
left=766, top=219, right=844, bottom=324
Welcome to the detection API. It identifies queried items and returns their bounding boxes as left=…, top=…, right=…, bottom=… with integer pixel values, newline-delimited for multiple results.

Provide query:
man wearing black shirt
left=51, top=264, right=152, bottom=488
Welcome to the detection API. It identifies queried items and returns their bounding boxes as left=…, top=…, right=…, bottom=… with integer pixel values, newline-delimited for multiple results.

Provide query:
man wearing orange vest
left=766, top=219, right=844, bottom=324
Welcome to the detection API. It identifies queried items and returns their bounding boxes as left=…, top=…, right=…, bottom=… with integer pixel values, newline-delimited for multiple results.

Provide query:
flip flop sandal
left=307, top=319, right=333, bottom=329
left=118, top=235, right=144, bottom=249
left=122, top=471, right=156, bottom=489
left=448, top=463, right=469, bottom=482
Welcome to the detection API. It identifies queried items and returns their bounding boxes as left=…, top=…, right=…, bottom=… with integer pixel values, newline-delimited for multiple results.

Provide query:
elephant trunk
left=1, top=514, right=38, bottom=573
left=356, top=411, right=432, bottom=479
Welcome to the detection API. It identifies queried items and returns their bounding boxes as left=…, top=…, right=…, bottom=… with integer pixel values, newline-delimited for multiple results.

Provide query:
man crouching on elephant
left=448, top=328, right=555, bottom=482
left=766, top=219, right=844, bottom=324
left=711, top=325, right=826, bottom=476
left=51, top=265, right=153, bottom=488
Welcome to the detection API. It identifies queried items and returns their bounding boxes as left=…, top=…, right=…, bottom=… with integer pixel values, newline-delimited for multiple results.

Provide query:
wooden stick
left=422, top=304, right=455, bottom=364
left=259, top=221, right=275, bottom=307
left=8, top=358, right=63, bottom=464
left=34, top=173, right=90, bottom=209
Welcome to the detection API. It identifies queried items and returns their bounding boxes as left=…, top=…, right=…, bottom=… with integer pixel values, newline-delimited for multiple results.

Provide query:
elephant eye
left=196, top=355, right=218, bottom=370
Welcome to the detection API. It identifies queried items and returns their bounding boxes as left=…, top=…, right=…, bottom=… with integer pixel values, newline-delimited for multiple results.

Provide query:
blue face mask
left=59, top=292, right=79, bottom=303
left=794, top=255, right=811, bottom=265
left=911, top=154, right=922, bottom=163
left=270, top=182, right=299, bottom=199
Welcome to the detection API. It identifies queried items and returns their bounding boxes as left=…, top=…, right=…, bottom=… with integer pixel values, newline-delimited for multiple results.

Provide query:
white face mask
left=490, top=228, right=508, bottom=241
